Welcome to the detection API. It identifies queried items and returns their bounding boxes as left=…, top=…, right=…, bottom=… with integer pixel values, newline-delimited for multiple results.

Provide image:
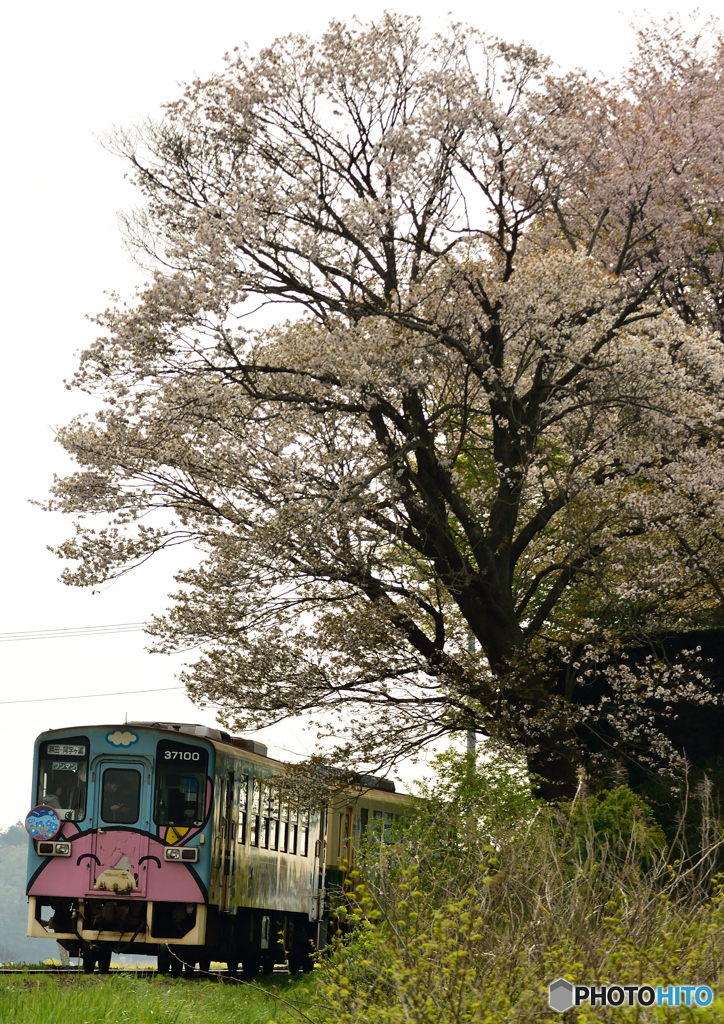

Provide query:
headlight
left=37, top=841, right=71, bottom=857
left=164, top=847, right=198, bottom=862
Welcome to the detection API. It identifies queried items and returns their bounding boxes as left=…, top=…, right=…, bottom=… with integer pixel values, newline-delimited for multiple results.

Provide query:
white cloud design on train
left=106, top=730, right=139, bottom=747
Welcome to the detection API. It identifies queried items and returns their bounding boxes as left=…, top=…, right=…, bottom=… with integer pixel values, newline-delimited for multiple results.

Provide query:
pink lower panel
left=28, top=827, right=205, bottom=903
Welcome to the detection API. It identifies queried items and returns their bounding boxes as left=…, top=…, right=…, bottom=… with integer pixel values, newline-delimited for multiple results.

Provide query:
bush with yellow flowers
left=308, top=753, right=724, bottom=1023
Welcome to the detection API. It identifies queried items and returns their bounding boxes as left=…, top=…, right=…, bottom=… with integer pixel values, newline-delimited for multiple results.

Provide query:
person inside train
left=42, top=782, right=65, bottom=809
left=166, top=778, right=186, bottom=824
left=42, top=770, right=76, bottom=811
left=102, top=771, right=140, bottom=823
left=163, top=775, right=200, bottom=825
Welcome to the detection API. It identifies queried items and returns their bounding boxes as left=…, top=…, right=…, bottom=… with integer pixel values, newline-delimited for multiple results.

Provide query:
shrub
left=308, top=751, right=724, bottom=1023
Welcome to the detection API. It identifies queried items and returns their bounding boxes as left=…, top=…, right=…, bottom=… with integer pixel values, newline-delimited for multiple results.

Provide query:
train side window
left=36, top=736, right=89, bottom=822
left=268, top=790, right=279, bottom=851
left=300, top=807, right=310, bottom=856
left=288, top=804, right=298, bottom=854
left=372, top=809, right=394, bottom=842
left=259, top=784, right=270, bottom=849
left=260, top=817, right=269, bottom=848
left=101, top=768, right=141, bottom=824
left=250, top=778, right=262, bottom=847
left=154, top=740, right=209, bottom=827
left=238, top=775, right=249, bottom=844
left=279, top=801, right=288, bottom=852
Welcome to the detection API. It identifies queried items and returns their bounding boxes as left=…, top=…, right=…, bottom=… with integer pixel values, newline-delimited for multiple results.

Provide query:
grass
left=0, top=972, right=317, bottom=1024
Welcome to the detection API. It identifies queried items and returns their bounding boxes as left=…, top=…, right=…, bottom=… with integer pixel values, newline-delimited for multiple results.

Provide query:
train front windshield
left=154, top=739, right=208, bottom=827
left=36, top=737, right=89, bottom=821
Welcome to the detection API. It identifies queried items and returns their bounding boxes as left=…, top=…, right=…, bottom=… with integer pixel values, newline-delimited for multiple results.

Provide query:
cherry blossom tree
left=49, top=14, right=724, bottom=797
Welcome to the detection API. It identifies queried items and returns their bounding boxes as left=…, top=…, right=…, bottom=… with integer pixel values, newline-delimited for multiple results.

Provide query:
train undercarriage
left=28, top=895, right=319, bottom=975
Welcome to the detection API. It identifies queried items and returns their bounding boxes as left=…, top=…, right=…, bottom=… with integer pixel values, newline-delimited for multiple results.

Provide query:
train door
left=88, top=759, right=152, bottom=897
left=342, top=806, right=353, bottom=866
left=212, top=771, right=238, bottom=911
left=309, top=806, right=327, bottom=921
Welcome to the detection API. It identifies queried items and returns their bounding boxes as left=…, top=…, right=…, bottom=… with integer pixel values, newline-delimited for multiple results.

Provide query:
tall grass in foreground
left=310, top=753, right=724, bottom=1023
left=0, top=973, right=315, bottom=1024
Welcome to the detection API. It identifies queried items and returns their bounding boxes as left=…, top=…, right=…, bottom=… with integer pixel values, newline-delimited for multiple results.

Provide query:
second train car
left=25, top=721, right=408, bottom=973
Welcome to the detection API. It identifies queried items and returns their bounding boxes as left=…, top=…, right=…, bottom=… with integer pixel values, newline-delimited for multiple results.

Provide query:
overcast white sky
left=1, top=0, right=721, bottom=829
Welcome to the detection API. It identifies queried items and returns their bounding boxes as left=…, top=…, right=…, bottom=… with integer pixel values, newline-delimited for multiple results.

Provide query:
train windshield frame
left=36, top=736, right=89, bottom=821
left=154, top=739, right=209, bottom=827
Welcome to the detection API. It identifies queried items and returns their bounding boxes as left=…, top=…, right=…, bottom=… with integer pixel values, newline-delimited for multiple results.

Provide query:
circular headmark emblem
left=25, top=805, right=61, bottom=840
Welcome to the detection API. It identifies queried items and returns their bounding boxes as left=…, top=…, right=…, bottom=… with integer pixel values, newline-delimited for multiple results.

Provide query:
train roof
left=34, top=721, right=397, bottom=793
left=129, top=723, right=396, bottom=790
left=127, top=720, right=270, bottom=756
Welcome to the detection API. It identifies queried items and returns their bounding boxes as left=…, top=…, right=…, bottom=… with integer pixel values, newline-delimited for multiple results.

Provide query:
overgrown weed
left=311, top=751, right=724, bottom=1022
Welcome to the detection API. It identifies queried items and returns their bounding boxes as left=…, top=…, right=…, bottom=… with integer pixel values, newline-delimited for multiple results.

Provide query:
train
left=25, top=720, right=408, bottom=974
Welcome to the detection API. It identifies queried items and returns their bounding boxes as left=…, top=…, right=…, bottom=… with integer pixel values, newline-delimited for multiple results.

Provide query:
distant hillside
left=0, top=823, right=57, bottom=962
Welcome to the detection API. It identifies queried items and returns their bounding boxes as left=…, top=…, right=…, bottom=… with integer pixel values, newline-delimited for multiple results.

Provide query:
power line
left=0, top=686, right=184, bottom=705
left=0, top=623, right=147, bottom=642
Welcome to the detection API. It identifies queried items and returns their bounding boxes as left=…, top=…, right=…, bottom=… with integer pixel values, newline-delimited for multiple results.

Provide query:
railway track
left=0, top=965, right=291, bottom=977
left=0, top=967, right=154, bottom=976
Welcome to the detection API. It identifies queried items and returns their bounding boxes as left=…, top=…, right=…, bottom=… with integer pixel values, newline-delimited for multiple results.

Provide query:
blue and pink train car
left=26, top=721, right=407, bottom=973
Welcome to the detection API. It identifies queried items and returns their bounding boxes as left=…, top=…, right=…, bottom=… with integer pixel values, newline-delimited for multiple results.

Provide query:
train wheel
left=157, top=951, right=171, bottom=975
left=97, top=949, right=112, bottom=975
left=198, top=958, right=211, bottom=974
left=242, top=956, right=260, bottom=977
left=170, top=956, right=184, bottom=978
left=289, top=952, right=314, bottom=974
left=82, top=950, right=96, bottom=974
left=259, top=955, right=276, bottom=977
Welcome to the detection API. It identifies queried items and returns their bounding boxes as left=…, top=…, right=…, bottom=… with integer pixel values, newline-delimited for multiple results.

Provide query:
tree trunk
left=526, top=744, right=579, bottom=802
